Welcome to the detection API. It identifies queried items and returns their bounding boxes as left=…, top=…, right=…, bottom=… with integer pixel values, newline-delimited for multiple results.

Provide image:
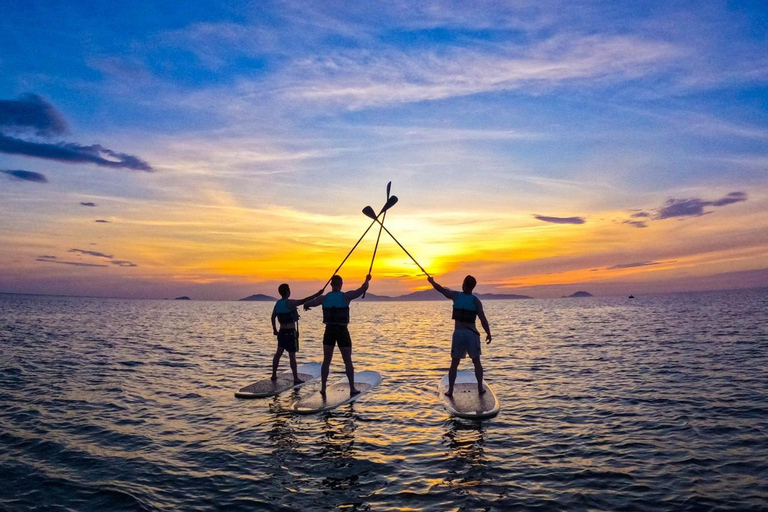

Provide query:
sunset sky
left=1, top=1, right=767, bottom=300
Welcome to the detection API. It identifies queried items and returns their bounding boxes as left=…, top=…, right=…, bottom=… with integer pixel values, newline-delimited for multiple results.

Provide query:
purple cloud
left=80, top=202, right=97, bottom=207
left=111, top=260, right=138, bottom=267
left=630, top=211, right=650, bottom=218
left=623, top=220, right=648, bottom=228
left=68, top=248, right=113, bottom=259
left=711, top=191, right=747, bottom=206
left=533, top=214, right=586, bottom=225
left=95, top=219, right=111, bottom=223
left=608, top=261, right=660, bottom=270
left=1, top=169, right=48, bottom=183
left=0, top=94, right=68, bottom=136
left=657, top=191, right=747, bottom=219
left=0, top=134, right=153, bottom=171
left=36, top=257, right=107, bottom=268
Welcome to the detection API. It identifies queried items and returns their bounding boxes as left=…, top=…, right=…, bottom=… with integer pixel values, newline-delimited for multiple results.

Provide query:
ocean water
left=1, top=289, right=767, bottom=511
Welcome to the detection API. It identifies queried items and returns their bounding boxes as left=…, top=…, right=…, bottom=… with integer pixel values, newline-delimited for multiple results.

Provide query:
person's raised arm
left=476, top=298, right=492, bottom=344
left=287, top=288, right=325, bottom=309
left=344, top=274, right=371, bottom=302
left=427, top=276, right=457, bottom=301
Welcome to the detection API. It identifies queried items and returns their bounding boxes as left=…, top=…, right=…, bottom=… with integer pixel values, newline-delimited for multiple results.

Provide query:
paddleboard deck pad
left=439, top=370, right=500, bottom=419
left=235, top=362, right=321, bottom=398
left=292, top=370, right=382, bottom=414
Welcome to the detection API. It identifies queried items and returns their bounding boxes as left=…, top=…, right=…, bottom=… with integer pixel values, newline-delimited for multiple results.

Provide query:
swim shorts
left=277, top=329, right=299, bottom=353
left=451, top=327, right=481, bottom=359
left=323, top=324, right=352, bottom=348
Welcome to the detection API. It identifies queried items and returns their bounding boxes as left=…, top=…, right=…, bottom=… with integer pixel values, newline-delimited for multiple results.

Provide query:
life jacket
left=274, top=298, right=299, bottom=325
left=452, top=292, right=478, bottom=323
left=322, top=291, right=350, bottom=325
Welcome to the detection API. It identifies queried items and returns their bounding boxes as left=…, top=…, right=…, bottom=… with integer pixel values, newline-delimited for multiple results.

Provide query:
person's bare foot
left=293, top=378, right=304, bottom=385
left=349, top=388, right=361, bottom=397
left=319, top=388, right=327, bottom=398
left=270, top=374, right=277, bottom=381
left=444, top=390, right=453, bottom=398
left=478, top=387, right=487, bottom=395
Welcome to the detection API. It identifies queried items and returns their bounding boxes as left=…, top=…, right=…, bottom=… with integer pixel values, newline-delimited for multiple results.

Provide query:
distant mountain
left=564, top=291, right=593, bottom=298
left=175, top=296, right=191, bottom=300
left=239, top=294, right=277, bottom=301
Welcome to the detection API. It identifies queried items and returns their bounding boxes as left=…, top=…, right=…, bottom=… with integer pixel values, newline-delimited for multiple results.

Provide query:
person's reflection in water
left=443, top=419, right=488, bottom=491
left=318, top=410, right=359, bottom=490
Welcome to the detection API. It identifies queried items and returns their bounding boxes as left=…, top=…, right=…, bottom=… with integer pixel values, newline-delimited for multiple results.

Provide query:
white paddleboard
left=292, top=370, right=382, bottom=414
left=438, top=370, right=500, bottom=419
left=235, top=362, right=321, bottom=399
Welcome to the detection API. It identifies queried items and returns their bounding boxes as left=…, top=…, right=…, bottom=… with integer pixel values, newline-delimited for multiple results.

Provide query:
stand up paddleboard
left=235, top=362, right=321, bottom=399
left=292, top=370, right=382, bottom=414
left=438, top=370, right=500, bottom=419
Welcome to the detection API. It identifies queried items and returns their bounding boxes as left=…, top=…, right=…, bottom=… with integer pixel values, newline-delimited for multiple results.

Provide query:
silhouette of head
left=462, top=275, right=477, bottom=294
left=330, top=275, right=343, bottom=291
left=278, top=283, right=290, bottom=298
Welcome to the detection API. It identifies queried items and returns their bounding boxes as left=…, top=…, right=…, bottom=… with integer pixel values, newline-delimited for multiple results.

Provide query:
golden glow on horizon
left=3, top=186, right=767, bottom=298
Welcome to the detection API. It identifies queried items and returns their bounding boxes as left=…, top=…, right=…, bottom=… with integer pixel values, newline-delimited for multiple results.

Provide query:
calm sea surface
left=1, top=289, right=767, bottom=511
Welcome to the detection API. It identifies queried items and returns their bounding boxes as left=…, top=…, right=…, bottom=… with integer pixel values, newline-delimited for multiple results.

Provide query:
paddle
left=362, top=206, right=432, bottom=278
left=362, top=182, right=392, bottom=298
left=323, top=195, right=399, bottom=289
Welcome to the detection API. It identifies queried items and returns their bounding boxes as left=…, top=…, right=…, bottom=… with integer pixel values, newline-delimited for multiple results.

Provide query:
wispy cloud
left=36, top=256, right=107, bottom=268
left=607, top=261, right=661, bottom=270
left=95, top=219, right=111, bottom=223
left=621, top=191, right=749, bottom=227
left=278, top=35, right=682, bottom=109
left=80, top=202, right=97, bottom=207
left=0, top=94, right=153, bottom=172
left=533, top=214, right=586, bottom=225
left=657, top=191, right=747, bottom=219
left=68, top=248, right=113, bottom=259
left=0, top=134, right=153, bottom=171
left=1, top=169, right=48, bottom=183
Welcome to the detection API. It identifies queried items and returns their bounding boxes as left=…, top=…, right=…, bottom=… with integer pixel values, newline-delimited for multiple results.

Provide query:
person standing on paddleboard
left=303, top=274, right=371, bottom=397
left=427, top=275, right=492, bottom=397
left=271, top=284, right=324, bottom=384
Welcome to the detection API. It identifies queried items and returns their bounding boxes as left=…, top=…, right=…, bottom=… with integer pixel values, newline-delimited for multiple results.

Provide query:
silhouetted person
left=271, top=284, right=324, bottom=383
left=428, top=275, right=492, bottom=397
left=304, top=274, right=371, bottom=397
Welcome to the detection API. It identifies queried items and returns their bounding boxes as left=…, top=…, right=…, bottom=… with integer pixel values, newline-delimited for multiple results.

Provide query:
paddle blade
left=386, top=181, right=392, bottom=199
left=382, top=195, right=398, bottom=212
left=362, top=206, right=377, bottom=219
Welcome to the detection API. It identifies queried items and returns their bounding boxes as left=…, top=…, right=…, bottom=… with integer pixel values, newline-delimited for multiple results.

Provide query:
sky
left=1, top=0, right=767, bottom=300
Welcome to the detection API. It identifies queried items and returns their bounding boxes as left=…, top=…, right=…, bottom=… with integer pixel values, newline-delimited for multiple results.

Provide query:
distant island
left=239, top=294, right=277, bottom=301
left=239, top=289, right=532, bottom=302
left=175, top=296, right=191, bottom=300
left=564, top=291, right=593, bottom=298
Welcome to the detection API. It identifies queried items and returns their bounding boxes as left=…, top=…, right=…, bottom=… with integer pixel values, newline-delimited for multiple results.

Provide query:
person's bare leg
left=446, top=357, right=461, bottom=397
left=289, top=352, right=303, bottom=384
left=271, top=347, right=285, bottom=380
left=320, top=343, right=334, bottom=396
left=472, top=356, right=485, bottom=394
left=339, top=346, right=359, bottom=396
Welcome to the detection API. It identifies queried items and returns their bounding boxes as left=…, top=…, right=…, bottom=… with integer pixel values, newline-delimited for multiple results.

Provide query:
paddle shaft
left=368, top=216, right=431, bottom=278
left=363, top=209, right=387, bottom=298
left=324, top=219, right=377, bottom=288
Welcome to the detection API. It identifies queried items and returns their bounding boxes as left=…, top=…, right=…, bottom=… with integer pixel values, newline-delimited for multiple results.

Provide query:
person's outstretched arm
left=287, top=288, right=325, bottom=309
left=427, top=276, right=457, bottom=300
left=476, top=299, right=492, bottom=344
left=303, top=293, right=325, bottom=310
left=344, top=274, right=371, bottom=302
